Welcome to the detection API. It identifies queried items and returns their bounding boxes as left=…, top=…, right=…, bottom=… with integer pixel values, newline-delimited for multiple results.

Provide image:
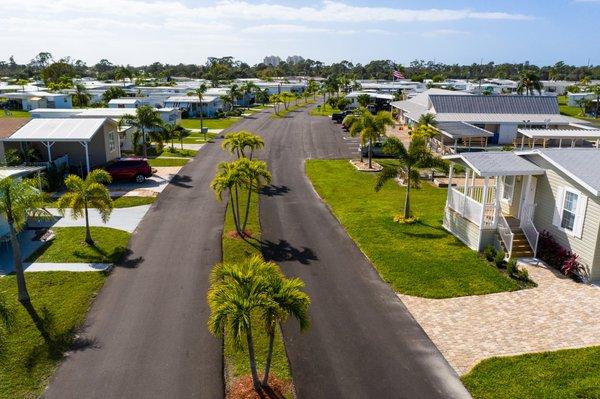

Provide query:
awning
left=518, top=128, right=600, bottom=140
left=444, top=151, right=545, bottom=177
left=437, top=122, right=493, bottom=139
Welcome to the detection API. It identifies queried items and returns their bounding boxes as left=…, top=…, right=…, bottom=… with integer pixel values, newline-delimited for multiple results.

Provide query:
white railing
left=447, top=187, right=465, bottom=214
left=482, top=203, right=496, bottom=229
left=463, top=196, right=483, bottom=225
left=455, top=185, right=496, bottom=204
left=29, top=154, right=69, bottom=169
left=498, top=214, right=514, bottom=257
left=520, top=204, right=539, bottom=257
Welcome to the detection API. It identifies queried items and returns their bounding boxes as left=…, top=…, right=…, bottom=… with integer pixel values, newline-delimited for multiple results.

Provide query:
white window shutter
left=574, top=193, right=588, bottom=238
left=552, top=186, right=565, bottom=227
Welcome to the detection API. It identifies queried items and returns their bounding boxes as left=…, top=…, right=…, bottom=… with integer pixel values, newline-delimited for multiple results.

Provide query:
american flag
left=393, top=70, right=405, bottom=80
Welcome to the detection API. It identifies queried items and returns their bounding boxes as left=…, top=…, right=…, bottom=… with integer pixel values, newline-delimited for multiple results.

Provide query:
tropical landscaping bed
left=271, top=100, right=315, bottom=119
left=462, top=346, right=600, bottom=399
left=0, top=272, right=106, bottom=398
left=306, top=159, right=520, bottom=299
left=308, top=103, right=339, bottom=117
left=220, top=187, right=293, bottom=398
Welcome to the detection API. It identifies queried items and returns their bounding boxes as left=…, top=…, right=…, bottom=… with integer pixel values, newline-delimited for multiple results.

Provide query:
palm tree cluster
left=118, top=105, right=164, bottom=157
left=344, top=110, right=395, bottom=169
left=208, top=255, right=310, bottom=391
left=516, top=71, right=543, bottom=96
left=211, top=132, right=270, bottom=236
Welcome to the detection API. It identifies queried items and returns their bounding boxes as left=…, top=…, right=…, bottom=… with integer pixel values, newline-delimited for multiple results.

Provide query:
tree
left=575, top=98, right=591, bottom=117
left=119, top=106, right=163, bottom=158
left=15, top=79, right=28, bottom=92
left=208, top=256, right=310, bottom=391
left=57, top=170, right=113, bottom=245
left=40, top=61, right=75, bottom=85
left=589, top=84, right=600, bottom=118
left=0, top=178, right=50, bottom=303
left=240, top=81, right=258, bottom=109
left=211, top=158, right=271, bottom=235
left=161, top=122, right=186, bottom=150
left=229, top=83, right=241, bottom=109
left=350, top=110, right=394, bottom=169
left=72, top=84, right=91, bottom=107
left=356, top=93, right=371, bottom=108
left=220, top=95, right=234, bottom=117
left=221, top=131, right=264, bottom=160
left=279, top=92, right=294, bottom=110
left=102, top=86, right=126, bottom=103
left=307, top=79, right=319, bottom=100
left=269, top=94, right=281, bottom=115
left=175, top=127, right=191, bottom=150
left=255, top=88, right=270, bottom=106
left=375, top=136, right=447, bottom=219
left=189, top=83, right=208, bottom=138
left=516, top=71, right=543, bottom=95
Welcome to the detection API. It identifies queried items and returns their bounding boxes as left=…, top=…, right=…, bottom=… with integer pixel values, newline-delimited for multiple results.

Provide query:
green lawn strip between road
left=221, top=189, right=293, bottom=397
left=180, top=117, right=241, bottom=130
left=461, top=346, right=600, bottom=399
left=0, top=272, right=106, bottom=398
left=309, top=103, right=340, bottom=117
left=272, top=100, right=315, bottom=119
left=44, top=195, right=155, bottom=208
left=306, top=159, right=520, bottom=299
left=147, top=157, right=189, bottom=167
left=27, top=226, right=131, bottom=264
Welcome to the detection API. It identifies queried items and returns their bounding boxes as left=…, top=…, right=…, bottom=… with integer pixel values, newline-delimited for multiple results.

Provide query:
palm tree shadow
left=260, top=185, right=290, bottom=197
left=21, top=301, right=98, bottom=371
left=242, top=236, right=317, bottom=265
left=115, top=248, right=144, bottom=269
left=171, top=174, right=193, bottom=188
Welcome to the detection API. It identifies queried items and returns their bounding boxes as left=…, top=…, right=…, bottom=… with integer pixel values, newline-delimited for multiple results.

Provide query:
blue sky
left=1, top=0, right=598, bottom=66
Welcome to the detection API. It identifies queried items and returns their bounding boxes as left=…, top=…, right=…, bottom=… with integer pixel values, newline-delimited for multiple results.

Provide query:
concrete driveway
left=108, top=166, right=183, bottom=196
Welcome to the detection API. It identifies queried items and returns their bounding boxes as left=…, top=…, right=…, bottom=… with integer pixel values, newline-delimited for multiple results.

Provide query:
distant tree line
left=1, top=52, right=599, bottom=84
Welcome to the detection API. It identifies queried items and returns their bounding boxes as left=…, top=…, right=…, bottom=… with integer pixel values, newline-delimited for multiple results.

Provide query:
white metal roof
left=435, top=113, right=583, bottom=124
left=346, top=91, right=395, bottom=100
left=445, top=151, right=545, bottom=177
left=108, top=98, right=140, bottom=104
left=165, top=95, right=220, bottom=103
left=518, top=128, right=600, bottom=139
left=0, top=165, right=45, bottom=179
left=5, top=118, right=108, bottom=142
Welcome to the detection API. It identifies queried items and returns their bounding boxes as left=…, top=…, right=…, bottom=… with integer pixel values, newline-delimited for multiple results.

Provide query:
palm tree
left=356, top=93, right=371, bottom=109
left=351, top=111, right=395, bottom=169
left=161, top=122, right=185, bottom=150
left=175, top=127, right=191, bottom=150
left=240, top=82, right=258, bottom=109
left=221, top=131, right=264, bottom=160
left=229, top=84, right=241, bottom=110
left=260, top=269, right=309, bottom=386
left=0, top=177, right=50, bottom=303
left=211, top=158, right=271, bottom=235
left=269, top=94, right=281, bottom=115
left=208, top=256, right=279, bottom=391
left=516, top=71, right=543, bottom=96
left=375, top=136, right=447, bottom=219
left=119, top=105, right=163, bottom=158
left=590, top=84, right=600, bottom=118
left=256, top=88, right=270, bottom=106
left=220, top=95, right=234, bottom=117
left=575, top=98, right=592, bottom=117
left=57, top=170, right=113, bottom=245
left=307, top=79, right=319, bottom=101
left=72, top=84, right=91, bottom=107
left=189, top=83, right=208, bottom=135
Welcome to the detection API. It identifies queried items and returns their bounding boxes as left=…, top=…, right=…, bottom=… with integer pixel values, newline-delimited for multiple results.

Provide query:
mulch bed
left=227, top=375, right=291, bottom=399
left=226, top=230, right=254, bottom=239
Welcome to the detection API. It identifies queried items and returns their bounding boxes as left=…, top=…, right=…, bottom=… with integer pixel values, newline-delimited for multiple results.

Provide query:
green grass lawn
left=27, top=227, right=131, bottom=264
left=159, top=148, right=197, bottom=158
left=462, top=346, right=600, bottom=399
left=0, top=110, right=30, bottom=118
left=306, top=160, right=519, bottom=298
left=558, top=95, right=600, bottom=127
left=45, top=196, right=155, bottom=208
left=309, top=103, right=339, bottom=116
left=147, top=157, right=189, bottom=167
left=272, top=101, right=315, bottom=119
left=179, top=132, right=217, bottom=144
left=180, top=117, right=241, bottom=130
left=221, top=190, right=292, bottom=395
left=0, top=272, right=105, bottom=398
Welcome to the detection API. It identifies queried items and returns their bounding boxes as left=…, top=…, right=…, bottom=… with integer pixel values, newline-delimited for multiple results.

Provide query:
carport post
left=42, top=141, right=55, bottom=162
left=521, top=135, right=525, bottom=150
left=79, top=141, right=90, bottom=175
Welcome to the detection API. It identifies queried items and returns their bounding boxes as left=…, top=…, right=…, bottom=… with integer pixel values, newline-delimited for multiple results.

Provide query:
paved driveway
left=41, top=206, right=150, bottom=233
left=400, top=260, right=600, bottom=375
left=256, top=107, right=471, bottom=398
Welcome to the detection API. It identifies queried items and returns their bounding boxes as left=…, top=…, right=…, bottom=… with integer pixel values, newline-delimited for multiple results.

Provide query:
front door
left=519, top=175, right=537, bottom=220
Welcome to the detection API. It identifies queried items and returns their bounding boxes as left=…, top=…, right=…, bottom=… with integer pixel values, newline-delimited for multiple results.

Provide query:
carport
left=516, top=128, right=600, bottom=149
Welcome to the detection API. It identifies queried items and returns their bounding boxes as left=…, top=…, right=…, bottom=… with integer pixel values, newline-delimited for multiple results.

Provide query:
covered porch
left=443, top=152, right=545, bottom=258
left=514, top=127, right=600, bottom=150
left=428, top=122, right=493, bottom=155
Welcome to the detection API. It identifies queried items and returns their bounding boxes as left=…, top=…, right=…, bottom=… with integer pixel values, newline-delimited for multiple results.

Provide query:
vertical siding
left=528, top=157, right=600, bottom=279
left=443, top=209, right=481, bottom=251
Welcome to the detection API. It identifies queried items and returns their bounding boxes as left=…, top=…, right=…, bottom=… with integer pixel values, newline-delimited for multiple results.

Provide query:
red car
left=104, top=158, right=154, bottom=183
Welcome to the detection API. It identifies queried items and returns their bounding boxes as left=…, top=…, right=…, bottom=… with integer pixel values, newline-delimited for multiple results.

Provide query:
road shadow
left=260, top=185, right=290, bottom=197
left=170, top=174, right=193, bottom=188
left=115, top=248, right=144, bottom=269
left=260, top=239, right=318, bottom=265
left=21, top=301, right=98, bottom=371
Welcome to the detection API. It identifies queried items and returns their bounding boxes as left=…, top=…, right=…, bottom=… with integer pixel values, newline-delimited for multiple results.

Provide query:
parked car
left=360, top=141, right=393, bottom=158
left=331, top=110, right=352, bottom=123
left=104, top=157, right=154, bottom=183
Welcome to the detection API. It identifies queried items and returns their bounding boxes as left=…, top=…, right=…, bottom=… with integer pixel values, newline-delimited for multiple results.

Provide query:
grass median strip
left=181, top=117, right=241, bottom=130
left=27, top=227, right=131, bottom=264
left=309, top=103, right=339, bottom=116
left=0, top=272, right=106, bottom=398
left=45, top=196, right=155, bottom=208
left=306, top=159, right=519, bottom=299
left=461, top=346, right=600, bottom=399
left=221, top=190, right=293, bottom=397
left=147, top=157, right=189, bottom=167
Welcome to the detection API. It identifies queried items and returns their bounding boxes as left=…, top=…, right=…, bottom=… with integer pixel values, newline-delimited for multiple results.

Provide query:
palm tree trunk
left=84, top=202, right=93, bottom=245
left=262, top=331, right=275, bottom=386
left=246, top=322, right=261, bottom=391
left=404, top=168, right=411, bottom=219
left=9, top=221, right=29, bottom=303
left=229, top=197, right=240, bottom=236
left=368, top=139, right=373, bottom=169
left=141, top=127, right=148, bottom=158
left=241, top=188, right=252, bottom=234
left=233, top=185, right=243, bottom=234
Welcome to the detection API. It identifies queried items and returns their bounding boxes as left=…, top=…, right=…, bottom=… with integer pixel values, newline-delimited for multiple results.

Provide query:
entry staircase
left=501, top=216, right=534, bottom=258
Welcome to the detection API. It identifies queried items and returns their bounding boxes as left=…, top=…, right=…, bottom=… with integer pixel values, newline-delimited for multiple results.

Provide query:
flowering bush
left=537, top=230, right=586, bottom=278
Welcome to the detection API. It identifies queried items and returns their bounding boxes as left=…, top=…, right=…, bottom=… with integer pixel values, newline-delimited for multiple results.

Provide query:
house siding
left=500, top=176, right=524, bottom=217
left=528, top=157, right=600, bottom=279
left=443, top=209, right=481, bottom=250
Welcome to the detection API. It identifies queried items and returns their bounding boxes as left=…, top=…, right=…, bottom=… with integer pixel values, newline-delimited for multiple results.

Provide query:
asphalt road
left=257, top=107, right=472, bottom=399
left=42, top=114, right=272, bottom=399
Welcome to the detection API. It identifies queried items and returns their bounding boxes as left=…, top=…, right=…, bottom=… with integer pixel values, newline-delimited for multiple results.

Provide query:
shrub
left=484, top=245, right=497, bottom=262
left=506, top=258, right=518, bottom=275
left=538, top=230, right=585, bottom=278
left=393, top=214, right=419, bottom=224
left=516, top=267, right=530, bottom=282
left=494, top=250, right=506, bottom=268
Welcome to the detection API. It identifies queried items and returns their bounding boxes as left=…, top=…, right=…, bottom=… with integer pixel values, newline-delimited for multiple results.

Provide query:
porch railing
left=447, top=187, right=483, bottom=226
left=454, top=185, right=496, bottom=205
left=498, top=214, right=514, bottom=257
left=29, top=154, right=70, bottom=170
left=520, top=204, right=539, bottom=257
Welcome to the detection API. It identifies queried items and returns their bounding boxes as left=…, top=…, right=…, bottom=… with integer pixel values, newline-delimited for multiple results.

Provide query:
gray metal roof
left=445, top=151, right=545, bottom=177
left=520, top=149, right=600, bottom=196
left=430, top=95, right=560, bottom=114
left=437, top=122, right=493, bottom=139
left=517, top=128, right=600, bottom=139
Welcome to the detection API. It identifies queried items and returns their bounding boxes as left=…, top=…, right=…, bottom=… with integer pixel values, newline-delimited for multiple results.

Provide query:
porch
left=443, top=152, right=545, bottom=258
left=428, top=122, right=494, bottom=155
left=514, top=127, right=600, bottom=150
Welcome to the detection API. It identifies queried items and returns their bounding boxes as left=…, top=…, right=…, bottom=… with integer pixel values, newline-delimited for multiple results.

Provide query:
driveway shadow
left=260, top=185, right=290, bottom=197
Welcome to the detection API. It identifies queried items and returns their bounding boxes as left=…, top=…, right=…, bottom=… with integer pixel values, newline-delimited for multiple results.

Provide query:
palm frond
left=374, top=165, right=399, bottom=192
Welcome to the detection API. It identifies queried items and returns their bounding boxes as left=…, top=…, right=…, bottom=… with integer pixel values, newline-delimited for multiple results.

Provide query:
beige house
left=444, top=149, right=600, bottom=281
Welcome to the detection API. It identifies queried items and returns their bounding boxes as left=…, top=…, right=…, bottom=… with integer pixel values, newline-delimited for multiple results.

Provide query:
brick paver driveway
left=400, top=260, right=600, bottom=375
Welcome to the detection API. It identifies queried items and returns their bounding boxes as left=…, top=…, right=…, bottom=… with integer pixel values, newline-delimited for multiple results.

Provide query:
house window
left=502, top=176, right=515, bottom=203
left=561, top=190, right=578, bottom=231
left=108, top=132, right=116, bottom=152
